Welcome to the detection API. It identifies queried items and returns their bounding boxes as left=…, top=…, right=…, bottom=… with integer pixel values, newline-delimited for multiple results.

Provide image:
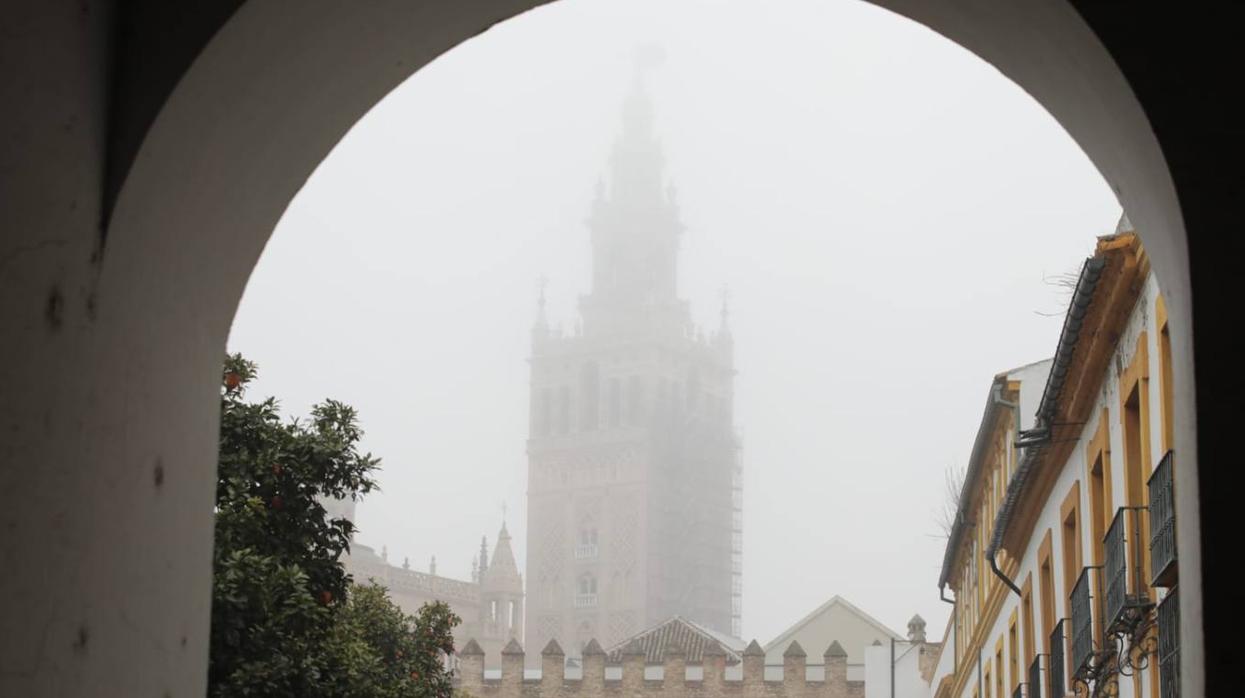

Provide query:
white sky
left=228, top=0, right=1121, bottom=647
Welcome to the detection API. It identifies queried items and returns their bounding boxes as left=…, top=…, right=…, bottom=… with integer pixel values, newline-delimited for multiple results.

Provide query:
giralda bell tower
left=524, top=66, right=742, bottom=657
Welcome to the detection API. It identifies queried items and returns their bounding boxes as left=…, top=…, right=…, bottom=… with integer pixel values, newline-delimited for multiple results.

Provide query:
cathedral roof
left=605, top=616, right=744, bottom=665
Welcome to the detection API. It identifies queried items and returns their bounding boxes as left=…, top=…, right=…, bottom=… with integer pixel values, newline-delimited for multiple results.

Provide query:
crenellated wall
left=455, top=639, right=864, bottom=698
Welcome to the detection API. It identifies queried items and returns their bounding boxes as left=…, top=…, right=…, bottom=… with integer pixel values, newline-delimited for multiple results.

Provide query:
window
left=995, top=638, right=1004, bottom=698
left=1087, top=412, right=1113, bottom=647
left=1156, top=295, right=1174, bottom=452
left=1039, top=532, right=1056, bottom=657
left=576, top=574, right=598, bottom=608
left=1060, top=482, right=1083, bottom=619
left=1120, top=333, right=1152, bottom=596
left=1022, top=576, right=1036, bottom=674
left=580, top=362, right=600, bottom=430
left=1123, top=382, right=1148, bottom=510
left=575, top=527, right=599, bottom=559
left=1009, top=612, right=1019, bottom=691
left=1087, top=410, right=1112, bottom=570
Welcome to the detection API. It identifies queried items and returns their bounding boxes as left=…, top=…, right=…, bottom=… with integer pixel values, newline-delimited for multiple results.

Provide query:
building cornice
left=996, top=232, right=1149, bottom=559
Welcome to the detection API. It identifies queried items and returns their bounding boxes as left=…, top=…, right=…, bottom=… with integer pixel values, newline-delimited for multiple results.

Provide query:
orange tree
left=210, top=354, right=459, bottom=697
left=328, top=585, right=461, bottom=698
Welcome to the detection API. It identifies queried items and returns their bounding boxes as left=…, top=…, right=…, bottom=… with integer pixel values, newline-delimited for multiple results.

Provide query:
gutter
left=937, top=380, right=1007, bottom=595
left=1033, top=257, right=1106, bottom=425
left=986, top=390, right=1024, bottom=596
left=986, top=255, right=1106, bottom=596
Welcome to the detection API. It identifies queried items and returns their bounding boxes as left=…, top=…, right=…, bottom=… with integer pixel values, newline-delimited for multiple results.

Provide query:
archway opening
left=221, top=1, right=1167, bottom=695
left=3, top=0, right=1205, bottom=696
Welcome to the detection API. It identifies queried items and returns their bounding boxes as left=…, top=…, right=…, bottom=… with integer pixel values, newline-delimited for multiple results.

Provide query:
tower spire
left=532, top=275, right=549, bottom=340
left=581, top=44, right=684, bottom=332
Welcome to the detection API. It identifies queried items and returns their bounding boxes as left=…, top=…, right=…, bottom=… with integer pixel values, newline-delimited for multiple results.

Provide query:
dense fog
left=228, top=0, right=1122, bottom=646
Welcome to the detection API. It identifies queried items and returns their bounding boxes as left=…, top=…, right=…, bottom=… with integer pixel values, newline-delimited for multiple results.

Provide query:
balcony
left=574, top=543, right=598, bottom=561
left=1013, top=685, right=1023, bottom=698
left=1148, top=451, right=1178, bottom=588
left=1049, top=619, right=1067, bottom=698
left=574, top=593, right=598, bottom=609
left=1157, top=588, right=1180, bottom=698
left=1028, top=655, right=1042, bottom=698
left=1104, top=507, right=1154, bottom=636
left=1069, top=566, right=1100, bottom=681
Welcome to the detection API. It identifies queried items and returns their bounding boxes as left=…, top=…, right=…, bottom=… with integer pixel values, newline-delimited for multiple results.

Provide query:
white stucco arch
left=1, top=1, right=1202, bottom=695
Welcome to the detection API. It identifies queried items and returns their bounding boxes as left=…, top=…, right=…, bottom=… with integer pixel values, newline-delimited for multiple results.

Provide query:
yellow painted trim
left=998, top=232, right=1148, bottom=560
left=995, top=636, right=1005, bottom=698
left=949, top=580, right=1012, bottom=698
left=1086, top=409, right=1113, bottom=567
left=1037, top=530, right=1056, bottom=657
left=1008, top=609, right=1020, bottom=692
left=1119, top=331, right=1152, bottom=490
left=1059, top=480, right=1083, bottom=685
left=1157, top=295, right=1175, bottom=453
left=1085, top=410, right=1114, bottom=652
left=1021, top=573, right=1036, bottom=671
left=1118, top=331, right=1153, bottom=599
left=946, top=408, right=1012, bottom=588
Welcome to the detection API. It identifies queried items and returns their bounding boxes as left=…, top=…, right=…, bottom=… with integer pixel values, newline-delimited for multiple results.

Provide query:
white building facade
left=930, top=228, right=1180, bottom=698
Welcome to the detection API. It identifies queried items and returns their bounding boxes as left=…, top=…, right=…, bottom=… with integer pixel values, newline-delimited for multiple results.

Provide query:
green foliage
left=328, top=585, right=462, bottom=698
left=210, top=353, right=459, bottom=697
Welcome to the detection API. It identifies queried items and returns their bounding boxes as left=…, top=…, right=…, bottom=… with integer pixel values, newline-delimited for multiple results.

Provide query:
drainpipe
left=939, top=585, right=955, bottom=604
left=891, top=637, right=895, bottom=698
left=986, top=389, right=1024, bottom=597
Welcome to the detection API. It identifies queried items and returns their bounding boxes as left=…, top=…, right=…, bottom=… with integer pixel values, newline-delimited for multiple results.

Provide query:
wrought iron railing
left=1049, top=620, right=1067, bottom=698
left=1105, top=506, right=1156, bottom=642
left=1157, top=588, right=1180, bottom=698
left=1070, top=566, right=1099, bottom=680
left=574, top=543, right=598, bottom=560
left=574, top=593, right=597, bottom=608
left=1029, top=655, right=1043, bottom=698
left=1148, top=451, right=1177, bottom=588
left=1013, top=685, right=1024, bottom=698
left=1103, top=509, right=1128, bottom=633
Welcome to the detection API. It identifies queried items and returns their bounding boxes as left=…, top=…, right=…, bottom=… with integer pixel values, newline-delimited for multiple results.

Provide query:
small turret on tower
left=478, top=522, right=525, bottom=656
